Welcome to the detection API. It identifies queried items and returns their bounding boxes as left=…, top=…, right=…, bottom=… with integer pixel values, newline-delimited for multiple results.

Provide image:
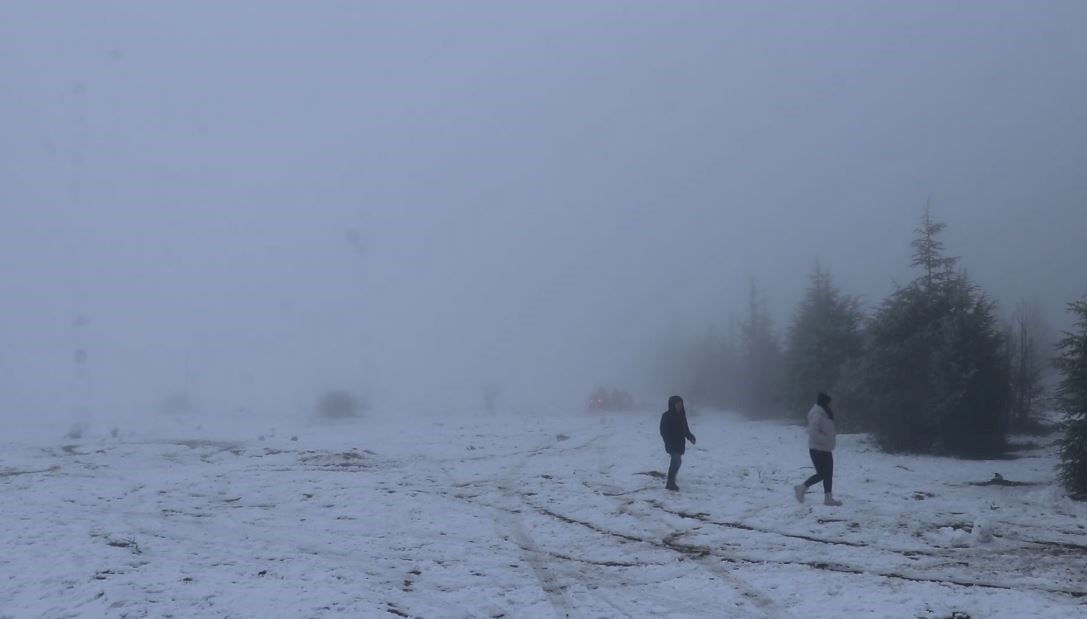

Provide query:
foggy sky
left=3, top=2, right=1086, bottom=422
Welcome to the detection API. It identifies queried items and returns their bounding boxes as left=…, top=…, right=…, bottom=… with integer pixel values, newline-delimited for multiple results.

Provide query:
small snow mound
left=64, top=423, right=85, bottom=440
left=971, top=518, right=994, bottom=544
left=938, top=526, right=973, bottom=548
left=938, top=518, right=996, bottom=547
left=299, top=450, right=372, bottom=471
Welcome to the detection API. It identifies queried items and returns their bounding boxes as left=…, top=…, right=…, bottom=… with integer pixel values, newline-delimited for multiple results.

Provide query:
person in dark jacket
left=659, top=395, right=696, bottom=491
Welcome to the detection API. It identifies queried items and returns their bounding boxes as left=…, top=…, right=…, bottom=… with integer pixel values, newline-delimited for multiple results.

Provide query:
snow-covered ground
left=2, top=408, right=1085, bottom=619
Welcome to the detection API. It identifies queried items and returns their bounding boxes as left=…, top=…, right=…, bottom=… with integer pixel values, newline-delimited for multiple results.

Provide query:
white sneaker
left=824, top=494, right=843, bottom=506
left=793, top=484, right=806, bottom=504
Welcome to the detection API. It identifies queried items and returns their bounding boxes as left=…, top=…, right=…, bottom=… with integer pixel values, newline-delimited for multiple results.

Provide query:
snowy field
left=2, top=408, right=1085, bottom=619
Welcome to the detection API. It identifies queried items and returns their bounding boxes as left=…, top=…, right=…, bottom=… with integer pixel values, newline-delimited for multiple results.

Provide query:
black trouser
left=804, top=449, right=833, bottom=494
left=667, top=453, right=682, bottom=486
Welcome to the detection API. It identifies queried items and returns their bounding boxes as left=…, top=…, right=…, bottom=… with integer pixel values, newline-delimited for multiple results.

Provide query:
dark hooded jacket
left=660, top=396, right=695, bottom=455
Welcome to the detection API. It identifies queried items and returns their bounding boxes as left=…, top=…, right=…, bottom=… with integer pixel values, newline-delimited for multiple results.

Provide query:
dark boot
left=666, top=453, right=681, bottom=491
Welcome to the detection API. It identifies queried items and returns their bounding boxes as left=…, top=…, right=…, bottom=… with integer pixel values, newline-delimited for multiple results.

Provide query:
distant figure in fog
left=659, top=395, right=696, bottom=491
left=588, top=387, right=610, bottom=412
left=794, top=392, right=843, bottom=506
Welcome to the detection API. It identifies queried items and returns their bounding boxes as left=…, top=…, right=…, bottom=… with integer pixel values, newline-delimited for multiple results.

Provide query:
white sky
left=2, top=1, right=1085, bottom=420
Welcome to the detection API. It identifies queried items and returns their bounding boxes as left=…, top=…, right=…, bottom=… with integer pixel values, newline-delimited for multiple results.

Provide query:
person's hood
left=667, top=395, right=684, bottom=413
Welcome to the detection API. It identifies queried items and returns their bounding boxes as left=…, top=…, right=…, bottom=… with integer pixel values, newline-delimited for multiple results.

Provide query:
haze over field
left=2, top=1, right=1086, bottom=424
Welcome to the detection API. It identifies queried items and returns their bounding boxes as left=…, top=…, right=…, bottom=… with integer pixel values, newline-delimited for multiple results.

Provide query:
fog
left=2, top=2, right=1086, bottom=426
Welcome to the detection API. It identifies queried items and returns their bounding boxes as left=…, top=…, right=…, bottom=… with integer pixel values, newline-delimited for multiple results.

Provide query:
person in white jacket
left=794, top=392, right=843, bottom=506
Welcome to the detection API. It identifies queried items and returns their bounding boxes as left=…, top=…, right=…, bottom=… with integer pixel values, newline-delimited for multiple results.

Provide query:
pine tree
left=740, top=280, right=785, bottom=417
left=911, top=203, right=959, bottom=292
left=1055, top=300, right=1087, bottom=499
left=863, top=283, right=938, bottom=451
left=1006, top=299, right=1049, bottom=432
left=689, top=325, right=740, bottom=410
left=926, top=272, right=1010, bottom=454
left=784, top=262, right=864, bottom=419
left=862, top=210, right=1010, bottom=456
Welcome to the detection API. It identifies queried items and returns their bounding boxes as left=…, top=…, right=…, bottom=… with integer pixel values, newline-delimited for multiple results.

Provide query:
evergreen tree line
left=684, top=209, right=1086, bottom=497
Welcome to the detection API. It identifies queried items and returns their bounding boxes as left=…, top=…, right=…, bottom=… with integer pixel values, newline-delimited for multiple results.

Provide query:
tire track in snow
left=577, top=417, right=1086, bottom=609
left=525, top=493, right=1087, bottom=606
left=589, top=414, right=787, bottom=619
left=493, top=432, right=602, bottom=618
left=420, top=428, right=650, bottom=617
left=495, top=427, right=662, bottom=618
left=523, top=496, right=787, bottom=619
left=644, top=501, right=1087, bottom=598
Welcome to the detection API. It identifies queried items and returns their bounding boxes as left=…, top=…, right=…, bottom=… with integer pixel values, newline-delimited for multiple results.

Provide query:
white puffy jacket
left=807, top=404, right=836, bottom=452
